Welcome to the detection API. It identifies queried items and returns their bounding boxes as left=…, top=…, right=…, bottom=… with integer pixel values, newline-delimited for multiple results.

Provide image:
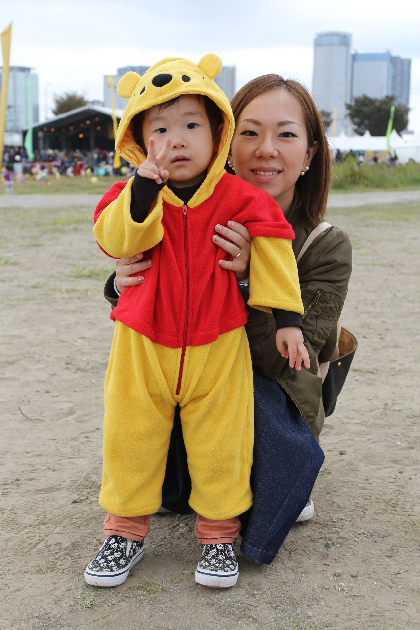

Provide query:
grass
left=0, top=174, right=127, bottom=195
left=1, top=163, right=420, bottom=196
left=71, top=262, right=111, bottom=281
left=326, top=203, right=420, bottom=228
left=331, top=162, right=420, bottom=191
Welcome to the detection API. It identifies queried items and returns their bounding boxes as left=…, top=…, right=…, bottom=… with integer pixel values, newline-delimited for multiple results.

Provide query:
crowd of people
left=333, top=147, right=399, bottom=165
left=1, top=146, right=134, bottom=184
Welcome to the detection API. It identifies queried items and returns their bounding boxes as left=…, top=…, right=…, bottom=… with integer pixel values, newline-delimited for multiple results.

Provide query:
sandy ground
left=1, top=192, right=419, bottom=630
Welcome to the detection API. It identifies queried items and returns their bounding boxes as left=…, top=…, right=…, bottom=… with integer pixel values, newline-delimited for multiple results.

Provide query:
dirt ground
left=1, top=192, right=419, bottom=630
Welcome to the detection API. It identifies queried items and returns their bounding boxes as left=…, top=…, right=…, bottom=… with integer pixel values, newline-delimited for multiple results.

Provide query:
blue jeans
left=239, top=371, right=325, bottom=565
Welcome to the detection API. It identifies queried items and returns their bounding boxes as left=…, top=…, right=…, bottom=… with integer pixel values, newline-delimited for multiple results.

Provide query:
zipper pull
left=183, top=205, right=188, bottom=216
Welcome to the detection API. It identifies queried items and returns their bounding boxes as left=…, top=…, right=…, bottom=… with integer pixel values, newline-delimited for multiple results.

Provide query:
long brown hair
left=230, top=75, right=331, bottom=226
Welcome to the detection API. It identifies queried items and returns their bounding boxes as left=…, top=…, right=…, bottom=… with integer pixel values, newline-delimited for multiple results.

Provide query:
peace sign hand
left=137, top=137, right=170, bottom=184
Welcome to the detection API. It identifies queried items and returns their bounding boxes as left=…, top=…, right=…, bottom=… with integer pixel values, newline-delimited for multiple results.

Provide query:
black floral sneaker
left=84, top=536, right=144, bottom=587
left=195, top=543, right=239, bottom=588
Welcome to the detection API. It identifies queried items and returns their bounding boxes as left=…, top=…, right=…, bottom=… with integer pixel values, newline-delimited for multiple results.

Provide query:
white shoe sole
left=84, top=545, right=144, bottom=587
left=195, top=566, right=239, bottom=588
left=295, top=498, right=314, bottom=523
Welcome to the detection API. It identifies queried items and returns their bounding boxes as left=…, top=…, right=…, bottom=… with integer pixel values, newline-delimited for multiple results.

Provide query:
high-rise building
left=214, top=66, right=236, bottom=101
left=352, top=52, right=392, bottom=100
left=104, top=64, right=236, bottom=110
left=0, top=66, right=39, bottom=132
left=390, top=56, right=411, bottom=107
left=351, top=52, right=411, bottom=107
left=312, top=32, right=352, bottom=135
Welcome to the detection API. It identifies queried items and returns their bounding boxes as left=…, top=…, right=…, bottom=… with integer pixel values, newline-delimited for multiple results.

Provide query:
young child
left=86, top=54, right=309, bottom=589
left=3, top=166, right=13, bottom=194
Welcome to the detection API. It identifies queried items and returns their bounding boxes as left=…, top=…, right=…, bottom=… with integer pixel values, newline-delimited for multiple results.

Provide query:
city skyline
left=1, top=0, right=419, bottom=131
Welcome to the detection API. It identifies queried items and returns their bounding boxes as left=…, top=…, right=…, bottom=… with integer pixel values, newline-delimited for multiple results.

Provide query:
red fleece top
left=94, top=172, right=295, bottom=348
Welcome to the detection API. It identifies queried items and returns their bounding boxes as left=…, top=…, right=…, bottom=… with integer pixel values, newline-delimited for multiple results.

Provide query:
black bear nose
left=152, top=74, right=172, bottom=87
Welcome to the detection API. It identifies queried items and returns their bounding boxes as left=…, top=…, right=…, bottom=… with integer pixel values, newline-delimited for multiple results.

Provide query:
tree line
left=53, top=91, right=409, bottom=138
left=320, top=95, right=409, bottom=136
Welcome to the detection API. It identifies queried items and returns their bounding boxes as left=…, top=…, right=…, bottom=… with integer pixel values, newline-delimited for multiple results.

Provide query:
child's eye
left=187, top=122, right=198, bottom=129
left=156, top=127, right=167, bottom=134
left=240, top=130, right=258, bottom=137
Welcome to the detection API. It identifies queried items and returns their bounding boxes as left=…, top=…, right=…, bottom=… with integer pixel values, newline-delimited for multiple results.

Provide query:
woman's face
left=229, top=88, right=318, bottom=214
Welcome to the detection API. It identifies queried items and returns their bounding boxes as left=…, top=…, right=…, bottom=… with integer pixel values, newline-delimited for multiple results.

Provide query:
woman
left=102, top=75, right=352, bottom=564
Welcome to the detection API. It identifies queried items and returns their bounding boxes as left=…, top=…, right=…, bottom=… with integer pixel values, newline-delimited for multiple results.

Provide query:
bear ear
left=197, top=54, right=222, bottom=79
left=117, top=72, right=141, bottom=98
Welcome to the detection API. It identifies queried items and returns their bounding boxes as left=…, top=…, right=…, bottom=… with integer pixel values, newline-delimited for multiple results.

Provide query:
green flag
left=24, top=76, right=34, bottom=161
left=386, top=105, right=395, bottom=150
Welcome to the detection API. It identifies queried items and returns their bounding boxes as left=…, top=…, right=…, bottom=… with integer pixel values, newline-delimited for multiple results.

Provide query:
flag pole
left=24, top=75, right=34, bottom=161
left=107, top=76, right=121, bottom=170
left=386, top=105, right=396, bottom=150
left=0, top=22, right=12, bottom=165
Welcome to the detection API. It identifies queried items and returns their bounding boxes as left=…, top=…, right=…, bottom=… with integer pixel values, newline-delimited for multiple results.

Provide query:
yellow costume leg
left=177, top=327, right=254, bottom=521
left=100, top=321, right=181, bottom=517
left=100, top=323, right=253, bottom=521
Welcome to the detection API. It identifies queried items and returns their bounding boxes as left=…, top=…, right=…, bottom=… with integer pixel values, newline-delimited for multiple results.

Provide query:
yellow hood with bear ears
left=115, top=54, right=234, bottom=207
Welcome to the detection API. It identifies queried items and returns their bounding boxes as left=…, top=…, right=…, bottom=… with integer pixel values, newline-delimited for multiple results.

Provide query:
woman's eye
left=241, top=130, right=258, bottom=137
left=279, top=132, right=296, bottom=138
left=156, top=127, right=167, bottom=134
left=187, top=122, right=198, bottom=129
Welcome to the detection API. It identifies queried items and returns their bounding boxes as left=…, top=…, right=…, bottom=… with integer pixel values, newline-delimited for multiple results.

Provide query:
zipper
left=176, top=205, right=189, bottom=396
left=301, top=289, right=323, bottom=322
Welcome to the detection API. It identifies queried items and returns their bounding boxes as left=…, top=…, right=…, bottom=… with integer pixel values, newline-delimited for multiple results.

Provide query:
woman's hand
left=114, top=221, right=251, bottom=294
left=212, top=221, right=251, bottom=281
left=115, top=253, right=152, bottom=294
left=276, top=327, right=311, bottom=371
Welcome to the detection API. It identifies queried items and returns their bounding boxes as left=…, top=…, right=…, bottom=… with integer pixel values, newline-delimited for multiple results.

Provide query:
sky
left=3, top=0, right=420, bottom=132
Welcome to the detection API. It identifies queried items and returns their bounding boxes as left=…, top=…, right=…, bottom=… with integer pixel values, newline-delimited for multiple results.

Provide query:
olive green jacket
left=103, top=203, right=352, bottom=440
left=242, top=203, right=352, bottom=439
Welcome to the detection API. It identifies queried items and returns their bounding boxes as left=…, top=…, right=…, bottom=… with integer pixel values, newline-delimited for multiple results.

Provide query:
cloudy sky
left=3, top=0, right=420, bottom=131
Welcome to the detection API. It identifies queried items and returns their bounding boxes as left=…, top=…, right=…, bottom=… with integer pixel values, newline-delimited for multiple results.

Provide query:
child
left=3, top=166, right=13, bottom=194
left=86, top=54, right=309, bottom=589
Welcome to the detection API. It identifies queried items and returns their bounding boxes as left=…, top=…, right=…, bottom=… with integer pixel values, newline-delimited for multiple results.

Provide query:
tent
left=329, top=130, right=419, bottom=163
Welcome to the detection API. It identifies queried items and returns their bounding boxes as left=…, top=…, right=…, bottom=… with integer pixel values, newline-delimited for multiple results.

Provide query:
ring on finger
left=233, top=247, right=241, bottom=258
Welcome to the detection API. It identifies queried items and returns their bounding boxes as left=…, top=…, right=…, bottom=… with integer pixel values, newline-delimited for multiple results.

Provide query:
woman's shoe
left=295, top=498, right=314, bottom=522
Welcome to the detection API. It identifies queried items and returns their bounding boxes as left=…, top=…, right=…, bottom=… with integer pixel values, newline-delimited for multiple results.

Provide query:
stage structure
left=23, top=105, right=123, bottom=152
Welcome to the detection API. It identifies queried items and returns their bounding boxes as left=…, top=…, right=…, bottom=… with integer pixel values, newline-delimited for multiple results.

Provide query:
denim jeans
left=161, top=371, right=324, bottom=564
left=239, top=371, right=325, bottom=565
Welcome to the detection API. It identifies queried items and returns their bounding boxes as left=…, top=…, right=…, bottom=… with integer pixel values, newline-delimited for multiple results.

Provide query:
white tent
left=329, top=130, right=419, bottom=163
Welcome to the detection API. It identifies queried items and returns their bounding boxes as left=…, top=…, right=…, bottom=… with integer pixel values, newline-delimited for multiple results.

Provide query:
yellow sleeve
left=93, top=177, right=164, bottom=258
left=248, top=236, right=304, bottom=314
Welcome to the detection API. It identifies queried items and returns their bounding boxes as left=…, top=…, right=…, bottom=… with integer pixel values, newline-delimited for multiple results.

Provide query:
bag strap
left=296, top=222, right=332, bottom=263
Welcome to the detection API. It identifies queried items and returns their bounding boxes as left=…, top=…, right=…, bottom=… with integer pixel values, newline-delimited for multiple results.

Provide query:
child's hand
left=137, top=137, right=170, bottom=184
left=276, top=327, right=311, bottom=371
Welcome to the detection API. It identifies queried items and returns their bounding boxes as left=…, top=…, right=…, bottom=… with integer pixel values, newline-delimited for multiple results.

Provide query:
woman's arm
left=246, top=227, right=352, bottom=380
left=103, top=223, right=252, bottom=304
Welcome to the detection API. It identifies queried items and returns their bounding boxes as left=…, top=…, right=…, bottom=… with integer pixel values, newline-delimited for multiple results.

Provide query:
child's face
left=142, top=95, right=217, bottom=188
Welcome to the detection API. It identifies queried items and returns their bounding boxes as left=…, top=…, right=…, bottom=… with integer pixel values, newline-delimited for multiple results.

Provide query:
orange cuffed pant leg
left=195, top=514, right=241, bottom=544
left=104, top=512, right=150, bottom=542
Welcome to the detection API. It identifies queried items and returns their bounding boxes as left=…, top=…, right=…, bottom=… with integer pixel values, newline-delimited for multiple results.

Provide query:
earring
left=301, top=170, right=305, bottom=176
left=228, top=159, right=235, bottom=173
left=306, top=166, right=310, bottom=171
left=301, top=166, right=310, bottom=176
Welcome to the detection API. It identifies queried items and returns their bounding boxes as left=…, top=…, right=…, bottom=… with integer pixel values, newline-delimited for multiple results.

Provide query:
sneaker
left=84, top=535, right=144, bottom=587
left=295, top=498, right=314, bottom=523
left=195, top=543, right=239, bottom=588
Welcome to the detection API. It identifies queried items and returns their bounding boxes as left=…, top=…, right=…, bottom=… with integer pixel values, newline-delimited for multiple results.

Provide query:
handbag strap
left=296, top=221, right=332, bottom=263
